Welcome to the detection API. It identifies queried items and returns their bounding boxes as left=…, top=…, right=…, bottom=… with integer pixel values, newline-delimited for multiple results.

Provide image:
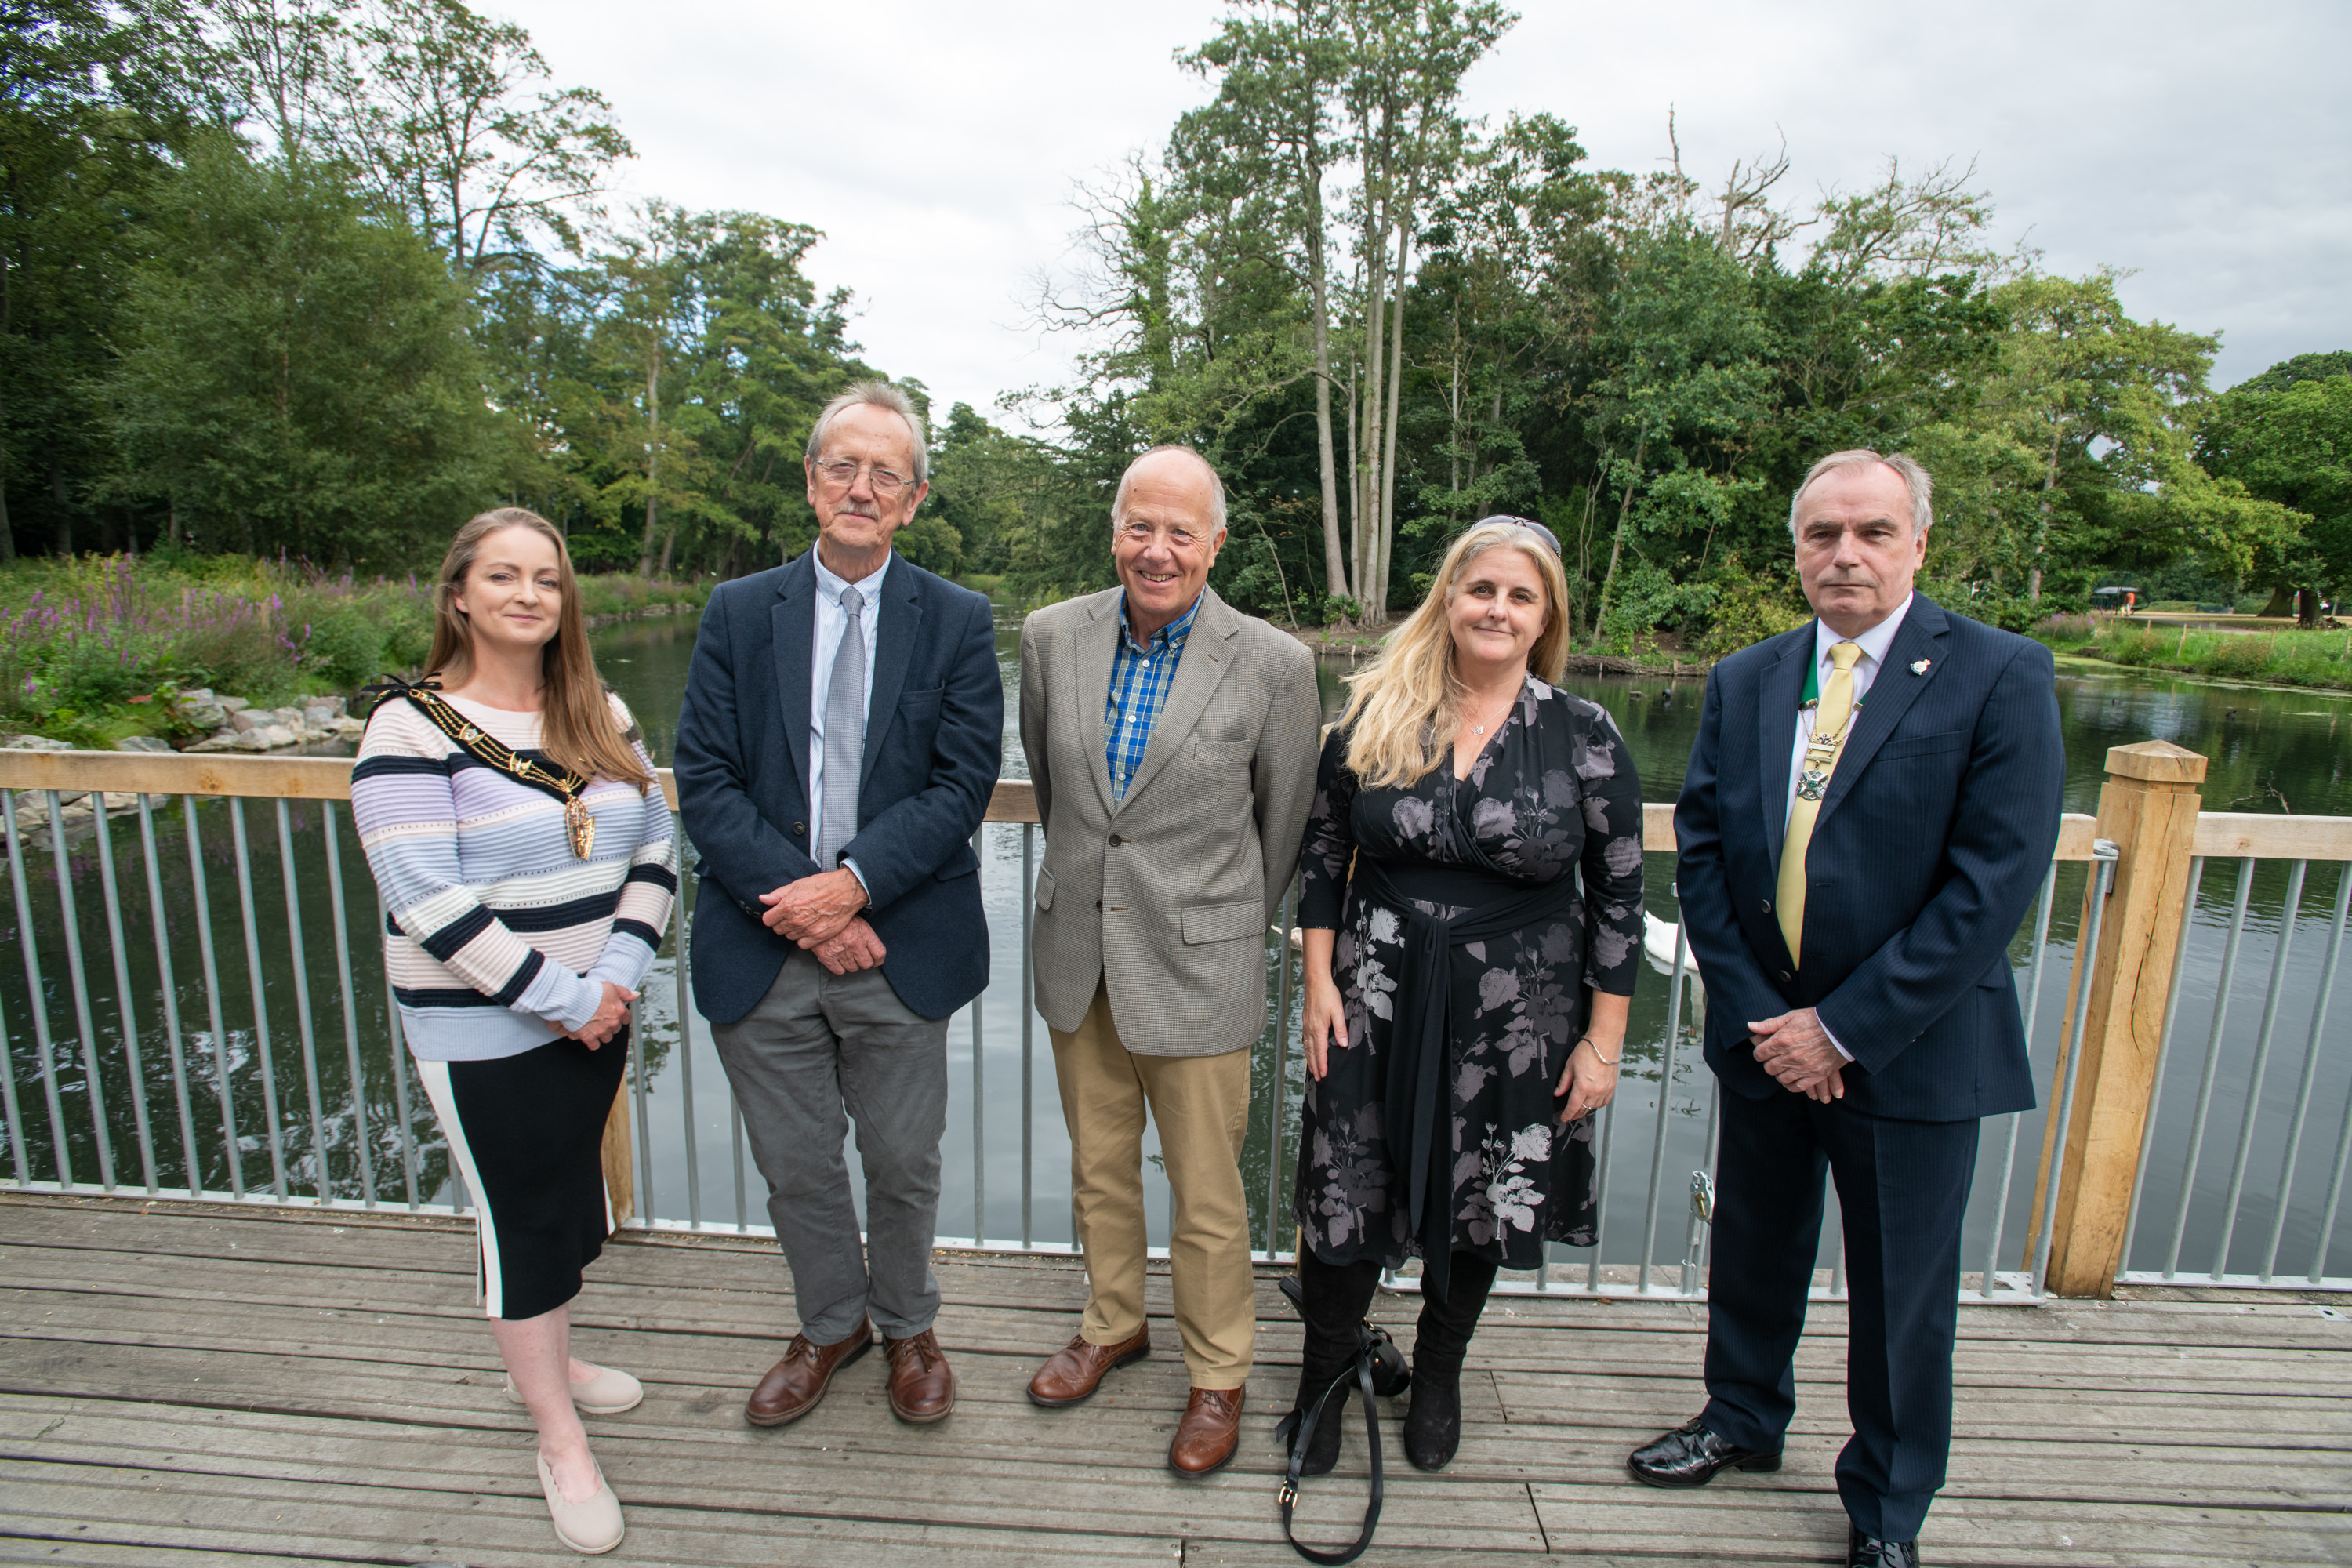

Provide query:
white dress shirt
left=810, top=549, right=889, bottom=889
left=1782, top=591, right=1914, bottom=1062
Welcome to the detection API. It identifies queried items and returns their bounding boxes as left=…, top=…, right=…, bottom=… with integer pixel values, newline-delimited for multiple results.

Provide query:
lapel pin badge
left=1910, top=659, right=1932, bottom=675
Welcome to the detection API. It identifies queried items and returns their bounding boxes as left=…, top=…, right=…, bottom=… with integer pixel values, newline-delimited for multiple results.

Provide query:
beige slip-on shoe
left=535, top=1451, right=624, bottom=1555
left=505, top=1363, right=645, bottom=1416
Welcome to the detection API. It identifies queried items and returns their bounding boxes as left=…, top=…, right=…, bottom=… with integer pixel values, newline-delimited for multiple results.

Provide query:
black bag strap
left=1274, top=1344, right=1385, bottom=1566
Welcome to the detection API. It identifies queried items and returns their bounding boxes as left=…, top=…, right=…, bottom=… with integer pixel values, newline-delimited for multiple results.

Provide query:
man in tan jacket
left=1018, top=445, right=1321, bottom=1476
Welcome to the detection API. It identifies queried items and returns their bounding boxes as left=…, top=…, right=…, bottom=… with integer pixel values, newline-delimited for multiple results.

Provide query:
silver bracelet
left=1577, top=1036, right=1623, bottom=1066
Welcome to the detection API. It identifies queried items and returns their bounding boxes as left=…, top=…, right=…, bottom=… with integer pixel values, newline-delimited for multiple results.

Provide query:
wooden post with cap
left=2024, top=739, right=2207, bottom=1296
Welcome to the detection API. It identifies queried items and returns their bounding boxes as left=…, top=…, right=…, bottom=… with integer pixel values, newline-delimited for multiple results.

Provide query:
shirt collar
left=1814, top=590, right=1914, bottom=672
left=813, top=547, right=891, bottom=607
left=1118, top=588, right=1202, bottom=655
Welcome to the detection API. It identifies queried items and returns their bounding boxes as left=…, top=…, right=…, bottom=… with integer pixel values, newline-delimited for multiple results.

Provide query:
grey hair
left=1111, top=445, right=1228, bottom=535
left=1788, top=449, right=1933, bottom=539
left=805, top=380, right=929, bottom=485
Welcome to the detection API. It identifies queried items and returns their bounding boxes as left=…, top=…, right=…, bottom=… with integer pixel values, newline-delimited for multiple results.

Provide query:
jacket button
left=1095, top=900, right=1102, bottom=911
left=1778, top=969, right=1793, bottom=982
left=793, top=820, right=806, bottom=837
left=1759, top=898, right=1772, bottom=913
left=1108, top=833, right=1124, bottom=845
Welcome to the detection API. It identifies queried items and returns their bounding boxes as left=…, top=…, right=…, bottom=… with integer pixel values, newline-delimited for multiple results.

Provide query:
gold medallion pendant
left=564, top=796, right=597, bottom=860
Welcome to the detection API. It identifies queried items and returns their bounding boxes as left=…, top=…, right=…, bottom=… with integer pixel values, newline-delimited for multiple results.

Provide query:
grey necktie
left=817, top=585, right=866, bottom=869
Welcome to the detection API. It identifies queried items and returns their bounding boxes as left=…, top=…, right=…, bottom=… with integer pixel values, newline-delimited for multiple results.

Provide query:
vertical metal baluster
left=2033, top=844, right=2118, bottom=1296
left=276, top=800, right=332, bottom=1203
left=1265, top=878, right=1295, bottom=1255
left=375, top=891, right=418, bottom=1208
left=138, top=798, right=201, bottom=1195
left=1586, top=1099, right=1617, bottom=1292
left=1830, top=1221, right=1846, bottom=1299
left=320, top=804, right=374, bottom=1206
left=5, top=792, right=72, bottom=1187
left=45, top=792, right=115, bottom=1189
left=2209, top=858, right=2306, bottom=1277
left=630, top=1000, right=654, bottom=1221
left=1980, top=864, right=2060, bottom=1295
left=2165, top=858, right=2256, bottom=1279
left=730, top=1087, right=749, bottom=1232
left=1682, top=1076, right=1719, bottom=1297
left=1637, top=920, right=1691, bottom=1293
left=228, top=800, right=288, bottom=1197
left=184, top=800, right=241, bottom=1197
left=2120, top=856, right=2205, bottom=1277
left=88, top=804, right=157, bottom=1192
left=971, top=824, right=985, bottom=1247
left=1022, top=823, right=1035, bottom=1248
left=2310, top=1037, right=2352, bottom=1284
left=0, top=938, right=20, bottom=1185
left=2263, top=866, right=2350, bottom=1282
left=677, top=946, right=702, bottom=1230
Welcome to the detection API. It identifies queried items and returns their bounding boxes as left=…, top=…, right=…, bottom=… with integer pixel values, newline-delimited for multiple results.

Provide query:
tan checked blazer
left=1019, top=586, right=1322, bottom=1058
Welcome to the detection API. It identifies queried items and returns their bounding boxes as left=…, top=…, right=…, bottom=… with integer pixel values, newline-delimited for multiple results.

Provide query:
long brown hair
left=426, top=508, right=653, bottom=793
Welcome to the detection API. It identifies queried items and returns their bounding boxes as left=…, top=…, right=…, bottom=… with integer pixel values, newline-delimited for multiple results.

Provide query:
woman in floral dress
left=1287, top=517, right=1646, bottom=1475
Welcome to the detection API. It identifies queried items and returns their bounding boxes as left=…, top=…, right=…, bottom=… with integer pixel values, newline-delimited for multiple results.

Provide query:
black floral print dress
left=1294, top=676, right=1645, bottom=1272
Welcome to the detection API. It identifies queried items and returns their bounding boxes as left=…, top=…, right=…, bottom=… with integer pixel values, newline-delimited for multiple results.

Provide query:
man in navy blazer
left=1629, top=452, right=2063, bottom=1568
left=674, top=383, right=1001, bottom=1434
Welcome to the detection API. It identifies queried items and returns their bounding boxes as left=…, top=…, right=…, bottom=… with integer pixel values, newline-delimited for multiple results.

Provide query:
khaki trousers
left=1051, top=982, right=1255, bottom=1389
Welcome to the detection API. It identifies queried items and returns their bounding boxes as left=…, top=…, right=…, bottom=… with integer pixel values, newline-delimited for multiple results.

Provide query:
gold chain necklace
left=370, top=678, right=597, bottom=858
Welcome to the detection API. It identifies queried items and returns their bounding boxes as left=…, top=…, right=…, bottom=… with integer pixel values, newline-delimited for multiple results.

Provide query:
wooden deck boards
left=1, top=1195, right=2347, bottom=1565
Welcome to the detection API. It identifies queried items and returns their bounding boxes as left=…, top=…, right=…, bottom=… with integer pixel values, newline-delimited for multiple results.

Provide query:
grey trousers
left=710, top=950, right=949, bottom=1345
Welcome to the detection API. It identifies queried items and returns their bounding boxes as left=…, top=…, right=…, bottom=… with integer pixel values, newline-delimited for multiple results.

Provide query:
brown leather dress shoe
left=1028, top=1327, right=1152, bottom=1408
left=745, top=1318, right=872, bottom=1427
left=884, top=1327, right=956, bottom=1424
left=1168, top=1384, right=1246, bottom=1476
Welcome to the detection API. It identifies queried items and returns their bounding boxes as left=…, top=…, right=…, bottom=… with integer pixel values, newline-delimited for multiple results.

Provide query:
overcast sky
left=504, top=0, right=2350, bottom=420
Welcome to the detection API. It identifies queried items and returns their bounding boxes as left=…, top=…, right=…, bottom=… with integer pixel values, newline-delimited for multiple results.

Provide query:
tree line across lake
left=5, top=0, right=2350, bottom=650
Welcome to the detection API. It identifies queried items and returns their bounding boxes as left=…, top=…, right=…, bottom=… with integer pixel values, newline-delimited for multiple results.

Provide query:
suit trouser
left=1051, top=981, right=1255, bottom=1390
left=711, top=951, right=949, bottom=1345
left=1700, top=1085, right=1978, bottom=1542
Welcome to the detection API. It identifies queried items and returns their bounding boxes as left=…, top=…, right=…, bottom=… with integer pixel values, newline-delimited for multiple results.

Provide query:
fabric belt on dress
left=1350, top=855, right=1580, bottom=1303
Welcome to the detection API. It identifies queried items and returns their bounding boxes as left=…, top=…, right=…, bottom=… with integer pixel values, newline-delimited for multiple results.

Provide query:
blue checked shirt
left=1104, top=591, right=1200, bottom=800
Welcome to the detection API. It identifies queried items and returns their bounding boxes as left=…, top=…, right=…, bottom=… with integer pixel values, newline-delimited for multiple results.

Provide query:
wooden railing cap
left=2104, top=739, right=2207, bottom=785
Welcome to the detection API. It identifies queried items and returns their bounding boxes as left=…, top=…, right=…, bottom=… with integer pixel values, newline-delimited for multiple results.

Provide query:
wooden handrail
left=0, top=752, right=2276, bottom=865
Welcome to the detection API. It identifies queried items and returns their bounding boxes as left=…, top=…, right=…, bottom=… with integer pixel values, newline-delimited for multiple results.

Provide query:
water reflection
left=5, top=610, right=2349, bottom=1282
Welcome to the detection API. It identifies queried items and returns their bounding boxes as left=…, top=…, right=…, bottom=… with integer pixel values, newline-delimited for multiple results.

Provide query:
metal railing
left=2115, top=847, right=2352, bottom=1289
left=1, top=751, right=2343, bottom=1304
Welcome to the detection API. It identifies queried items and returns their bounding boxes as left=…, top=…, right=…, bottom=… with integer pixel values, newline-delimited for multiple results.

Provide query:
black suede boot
left=1404, top=1251, right=1499, bottom=1472
left=1283, top=1252, right=1382, bottom=1476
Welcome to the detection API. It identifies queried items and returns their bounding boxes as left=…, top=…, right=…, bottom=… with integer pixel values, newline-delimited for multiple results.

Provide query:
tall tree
left=2200, top=365, right=2352, bottom=622
left=334, top=0, right=630, bottom=274
left=106, top=134, right=503, bottom=566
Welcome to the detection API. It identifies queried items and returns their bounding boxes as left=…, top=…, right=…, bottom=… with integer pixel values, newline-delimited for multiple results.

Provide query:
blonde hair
left=426, top=507, right=654, bottom=793
left=1338, top=520, right=1572, bottom=789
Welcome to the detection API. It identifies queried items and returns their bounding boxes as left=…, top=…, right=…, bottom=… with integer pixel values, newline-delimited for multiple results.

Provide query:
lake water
left=5, top=604, right=2347, bottom=1283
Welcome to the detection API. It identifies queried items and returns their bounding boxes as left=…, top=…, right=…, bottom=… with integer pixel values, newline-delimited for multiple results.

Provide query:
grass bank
left=2034, top=612, right=2352, bottom=691
left=0, top=553, right=709, bottom=749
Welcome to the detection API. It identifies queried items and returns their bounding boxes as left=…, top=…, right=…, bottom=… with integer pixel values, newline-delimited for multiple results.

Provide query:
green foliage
left=105, top=136, right=506, bottom=567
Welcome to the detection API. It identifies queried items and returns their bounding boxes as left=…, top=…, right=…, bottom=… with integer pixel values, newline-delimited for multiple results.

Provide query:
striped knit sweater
left=351, top=691, right=679, bottom=1062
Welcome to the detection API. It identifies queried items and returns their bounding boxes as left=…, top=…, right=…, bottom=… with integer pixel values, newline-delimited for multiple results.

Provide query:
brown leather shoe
left=1168, top=1384, right=1246, bottom=1476
left=1028, top=1327, right=1152, bottom=1408
left=745, top=1318, right=873, bottom=1427
left=883, top=1327, right=956, bottom=1424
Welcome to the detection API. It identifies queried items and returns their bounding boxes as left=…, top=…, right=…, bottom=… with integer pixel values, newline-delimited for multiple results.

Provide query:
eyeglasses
left=814, top=458, right=915, bottom=497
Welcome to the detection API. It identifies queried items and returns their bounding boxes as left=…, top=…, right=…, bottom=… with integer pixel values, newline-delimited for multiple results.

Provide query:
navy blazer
left=1675, top=596, right=2064, bottom=1122
left=673, top=551, right=1003, bottom=1025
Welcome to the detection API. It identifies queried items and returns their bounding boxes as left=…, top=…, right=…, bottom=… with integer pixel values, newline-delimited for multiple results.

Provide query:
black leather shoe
left=1846, top=1527, right=1919, bottom=1567
left=1625, top=1415, right=1784, bottom=1487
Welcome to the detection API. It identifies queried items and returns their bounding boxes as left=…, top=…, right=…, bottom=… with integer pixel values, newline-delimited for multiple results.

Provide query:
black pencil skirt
left=414, top=1033, right=629, bottom=1322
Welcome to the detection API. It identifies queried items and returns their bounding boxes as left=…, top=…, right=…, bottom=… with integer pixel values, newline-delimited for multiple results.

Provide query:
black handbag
left=1271, top=1272, right=1411, bottom=1566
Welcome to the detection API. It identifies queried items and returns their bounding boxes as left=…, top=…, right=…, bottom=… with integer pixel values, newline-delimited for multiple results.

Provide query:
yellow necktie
left=1776, top=641, right=1862, bottom=968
